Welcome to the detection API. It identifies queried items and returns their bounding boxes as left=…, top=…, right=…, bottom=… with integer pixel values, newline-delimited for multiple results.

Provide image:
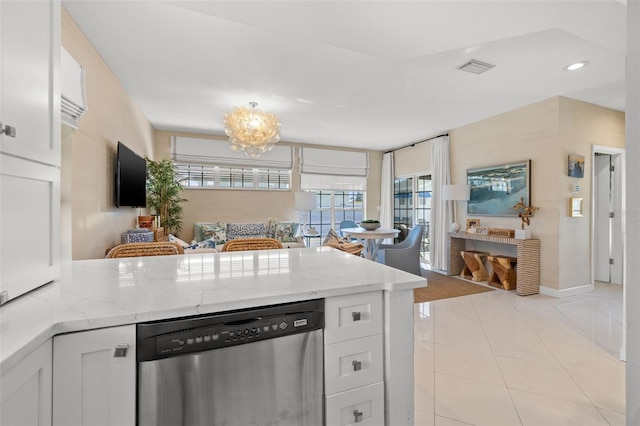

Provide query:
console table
left=448, top=233, right=540, bottom=296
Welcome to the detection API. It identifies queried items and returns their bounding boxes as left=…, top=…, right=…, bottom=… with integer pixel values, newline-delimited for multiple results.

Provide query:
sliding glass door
left=394, top=174, right=431, bottom=265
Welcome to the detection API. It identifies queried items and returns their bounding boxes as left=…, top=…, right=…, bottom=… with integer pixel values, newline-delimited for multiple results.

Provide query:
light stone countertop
left=0, top=247, right=426, bottom=374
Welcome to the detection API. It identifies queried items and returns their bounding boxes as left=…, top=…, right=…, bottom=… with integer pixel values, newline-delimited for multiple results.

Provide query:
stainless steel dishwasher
left=137, top=299, right=324, bottom=426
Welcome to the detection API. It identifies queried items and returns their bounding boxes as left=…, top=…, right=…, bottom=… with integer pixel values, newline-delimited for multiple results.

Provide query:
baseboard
left=539, top=283, right=594, bottom=298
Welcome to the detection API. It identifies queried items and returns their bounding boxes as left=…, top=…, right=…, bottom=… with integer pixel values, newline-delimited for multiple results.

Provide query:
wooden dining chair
left=221, top=238, right=284, bottom=252
left=105, top=242, right=185, bottom=258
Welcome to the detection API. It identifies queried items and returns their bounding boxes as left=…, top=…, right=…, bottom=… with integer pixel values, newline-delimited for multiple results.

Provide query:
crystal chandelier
left=223, top=102, right=281, bottom=159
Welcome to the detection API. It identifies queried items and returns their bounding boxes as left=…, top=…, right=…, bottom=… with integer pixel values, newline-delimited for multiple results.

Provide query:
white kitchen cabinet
left=53, top=325, right=136, bottom=426
left=0, top=340, right=53, bottom=426
left=0, top=0, right=61, bottom=166
left=324, top=292, right=384, bottom=425
left=0, top=154, right=60, bottom=303
left=0, top=0, right=61, bottom=305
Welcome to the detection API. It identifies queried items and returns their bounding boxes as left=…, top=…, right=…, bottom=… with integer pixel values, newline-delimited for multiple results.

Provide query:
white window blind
left=300, top=174, right=366, bottom=191
left=300, top=147, right=368, bottom=191
left=172, top=136, right=293, bottom=169
left=300, top=147, right=368, bottom=176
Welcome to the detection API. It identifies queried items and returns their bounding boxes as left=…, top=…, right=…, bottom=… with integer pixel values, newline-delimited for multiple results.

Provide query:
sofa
left=192, top=220, right=306, bottom=251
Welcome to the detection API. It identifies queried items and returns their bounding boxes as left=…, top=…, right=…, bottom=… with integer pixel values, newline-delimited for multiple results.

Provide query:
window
left=175, top=164, right=290, bottom=190
left=306, top=191, right=365, bottom=238
left=394, top=174, right=431, bottom=264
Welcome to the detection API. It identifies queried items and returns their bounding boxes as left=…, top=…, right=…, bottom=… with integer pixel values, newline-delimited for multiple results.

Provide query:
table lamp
left=295, top=191, right=317, bottom=235
left=442, top=184, right=470, bottom=233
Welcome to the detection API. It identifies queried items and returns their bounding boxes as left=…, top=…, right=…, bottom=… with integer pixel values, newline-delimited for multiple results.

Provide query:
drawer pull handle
left=352, top=311, right=361, bottom=321
left=0, top=122, right=16, bottom=138
left=354, top=410, right=363, bottom=423
left=352, top=360, right=362, bottom=371
left=113, top=344, right=129, bottom=358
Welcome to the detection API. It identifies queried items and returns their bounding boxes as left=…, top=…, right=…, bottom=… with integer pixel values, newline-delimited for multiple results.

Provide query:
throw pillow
left=275, top=222, right=299, bottom=242
left=322, top=228, right=364, bottom=256
left=169, top=234, right=191, bottom=248
left=195, top=222, right=227, bottom=244
left=226, top=223, right=267, bottom=240
left=194, top=237, right=216, bottom=249
left=322, top=228, right=349, bottom=245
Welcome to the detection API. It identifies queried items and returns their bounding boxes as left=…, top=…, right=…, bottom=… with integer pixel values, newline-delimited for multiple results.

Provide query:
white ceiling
left=63, top=0, right=627, bottom=152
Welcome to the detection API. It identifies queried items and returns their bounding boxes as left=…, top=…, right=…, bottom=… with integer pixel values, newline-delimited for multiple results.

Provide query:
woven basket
left=105, top=242, right=184, bottom=258
left=221, top=238, right=284, bottom=252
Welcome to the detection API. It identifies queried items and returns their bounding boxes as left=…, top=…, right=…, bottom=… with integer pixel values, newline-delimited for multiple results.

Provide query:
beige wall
left=449, top=96, right=624, bottom=292
left=62, top=8, right=154, bottom=260
left=154, top=131, right=383, bottom=243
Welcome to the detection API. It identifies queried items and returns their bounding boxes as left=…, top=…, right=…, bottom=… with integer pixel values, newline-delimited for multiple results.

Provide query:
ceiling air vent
left=457, top=59, right=495, bottom=74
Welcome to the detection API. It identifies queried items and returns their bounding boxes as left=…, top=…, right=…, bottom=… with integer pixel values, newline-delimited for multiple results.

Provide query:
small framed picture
left=466, top=218, right=480, bottom=233
left=475, top=226, right=488, bottom=235
left=570, top=197, right=583, bottom=217
left=568, top=153, right=585, bottom=178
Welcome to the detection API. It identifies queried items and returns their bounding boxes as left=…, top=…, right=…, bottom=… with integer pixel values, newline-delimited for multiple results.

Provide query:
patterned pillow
left=322, top=228, right=349, bottom=245
left=226, top=223, right=267, bottom=240
left=169, top=234, right=191, bottom=248
left=274, top=222, right=299, bottom=242
left=322, top=228, right=363, bottom=256
left=194, top=222, right=227, bottom=244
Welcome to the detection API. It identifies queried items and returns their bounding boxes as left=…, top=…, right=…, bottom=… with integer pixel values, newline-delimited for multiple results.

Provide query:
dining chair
left=376, top=225, right=424, bottom=276
left=105, top=242, right=185, bottom=258
left=221, top=238, right=284, bottom=252
left=339, top=220, right=358, bottom=240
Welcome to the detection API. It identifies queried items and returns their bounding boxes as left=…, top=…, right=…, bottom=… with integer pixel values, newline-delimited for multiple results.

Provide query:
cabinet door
left=0, top=153, right=60, bottom=304
left=0, top=340, right=53, bottom=426
left=0, top=0, right=60, bottom=166
left=53, top=325, right=136, bottom=426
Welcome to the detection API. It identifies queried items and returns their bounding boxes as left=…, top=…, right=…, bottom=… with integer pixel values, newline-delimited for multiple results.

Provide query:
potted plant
left=145, top=158, right=187, bottom=236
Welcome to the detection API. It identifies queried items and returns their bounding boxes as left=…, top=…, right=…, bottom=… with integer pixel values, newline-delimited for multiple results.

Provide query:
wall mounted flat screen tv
left=115, top=141, right=147, bottom=207
left=467, top=160, right=530, bottom=216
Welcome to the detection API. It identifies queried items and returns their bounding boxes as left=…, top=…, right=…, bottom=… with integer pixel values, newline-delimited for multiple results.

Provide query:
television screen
left=115, top=142, right=147, bottom=207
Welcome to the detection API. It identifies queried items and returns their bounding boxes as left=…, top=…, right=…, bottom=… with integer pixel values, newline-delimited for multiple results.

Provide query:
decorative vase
left=138, top=215, right=155, bottom=229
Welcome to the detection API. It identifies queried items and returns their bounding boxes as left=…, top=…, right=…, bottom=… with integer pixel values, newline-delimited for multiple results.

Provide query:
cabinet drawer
left=325, top=335, right=383, bottom=395
left=325, top=382, right=384, bottom=426
left=324, top=292, right=382, bottom=344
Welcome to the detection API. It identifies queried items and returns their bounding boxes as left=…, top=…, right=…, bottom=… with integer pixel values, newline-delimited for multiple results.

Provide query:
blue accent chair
left=339, top=220, right=358, bottom=240
left=376, top=225, right=424, bottom=276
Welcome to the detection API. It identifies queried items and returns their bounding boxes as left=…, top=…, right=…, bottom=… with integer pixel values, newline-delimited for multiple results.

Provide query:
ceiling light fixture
left=223, top=102, right=281, bottom=159
left=564, top=61, right=589, bottom=71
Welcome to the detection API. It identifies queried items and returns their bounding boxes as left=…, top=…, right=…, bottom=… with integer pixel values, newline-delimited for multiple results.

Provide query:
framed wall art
left=467, top=160, right=531, bottom=216
left=568, top=153, right=585, bottom=178
left=570, top=197, right=583, bottom=217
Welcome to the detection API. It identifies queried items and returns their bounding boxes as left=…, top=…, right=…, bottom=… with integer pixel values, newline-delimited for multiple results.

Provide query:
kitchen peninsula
left=0, top=247, right=425, bottom=425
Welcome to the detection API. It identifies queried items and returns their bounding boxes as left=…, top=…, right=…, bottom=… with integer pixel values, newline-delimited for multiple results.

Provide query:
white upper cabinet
left=0, top=0, right=60, bottom=167
left=0, top=0, right=60, bottom=305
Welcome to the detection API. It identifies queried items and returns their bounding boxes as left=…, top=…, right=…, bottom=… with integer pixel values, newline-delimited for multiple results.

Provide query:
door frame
left=591, top=144, right=626, bottom=360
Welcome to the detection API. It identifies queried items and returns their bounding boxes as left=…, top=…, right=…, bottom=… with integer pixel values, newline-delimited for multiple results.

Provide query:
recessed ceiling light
left=565, top=61, right=589, bottom=71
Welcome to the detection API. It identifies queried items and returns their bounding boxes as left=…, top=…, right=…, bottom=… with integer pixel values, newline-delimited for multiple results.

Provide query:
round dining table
left=340, top=227, right=400, bottom=261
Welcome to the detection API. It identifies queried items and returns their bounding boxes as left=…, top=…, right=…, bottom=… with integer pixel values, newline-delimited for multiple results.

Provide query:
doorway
left=592, top=145, right=625, bottom=361
left=593, top=148, right=624, bottom=284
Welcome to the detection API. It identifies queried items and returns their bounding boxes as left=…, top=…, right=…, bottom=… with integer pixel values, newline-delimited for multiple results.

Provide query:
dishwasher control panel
left=137, top=299, right=324, bottom=362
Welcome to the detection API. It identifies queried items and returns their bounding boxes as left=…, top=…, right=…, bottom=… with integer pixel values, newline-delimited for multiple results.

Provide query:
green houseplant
left=145, top=158, right=187, bottom=236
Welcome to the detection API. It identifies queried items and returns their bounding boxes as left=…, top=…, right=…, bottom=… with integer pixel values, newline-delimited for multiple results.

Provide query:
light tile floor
left=414, top=281, right=625, bottom=426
